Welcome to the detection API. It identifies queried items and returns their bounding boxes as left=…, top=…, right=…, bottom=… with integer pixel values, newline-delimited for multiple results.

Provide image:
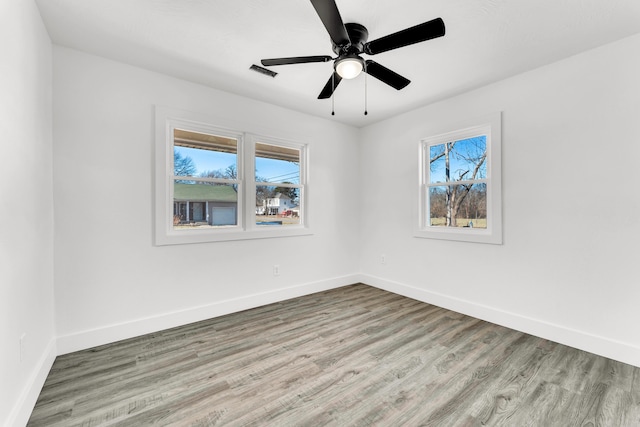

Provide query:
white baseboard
left=359, top=274, right=640, bottom=368
left=6, top=338, right=57, bottom=427
left=57, top=274, right=358, bottom=355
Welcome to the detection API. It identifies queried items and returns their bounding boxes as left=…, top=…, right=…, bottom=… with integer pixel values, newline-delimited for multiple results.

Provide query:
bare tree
left=174, top=150, right=196, bottom=176
left=200, top=164, right=239, bottom=191
left=430, top=138, right=486, bottom=227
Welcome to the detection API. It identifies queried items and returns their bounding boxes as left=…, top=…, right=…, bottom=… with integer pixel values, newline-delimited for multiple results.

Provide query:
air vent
left=250, top=64, right=277, bottom=78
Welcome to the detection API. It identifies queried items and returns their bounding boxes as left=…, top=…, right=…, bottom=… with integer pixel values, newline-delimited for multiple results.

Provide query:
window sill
left=155, top=226, right=313, bottom=246
left=414, top=227, right=502, bottom=245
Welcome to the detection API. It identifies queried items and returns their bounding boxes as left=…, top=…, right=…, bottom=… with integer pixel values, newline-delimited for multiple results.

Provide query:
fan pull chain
left=364, top=62, right=368, bottom=116
left=331, top=73, right=335, bottom=116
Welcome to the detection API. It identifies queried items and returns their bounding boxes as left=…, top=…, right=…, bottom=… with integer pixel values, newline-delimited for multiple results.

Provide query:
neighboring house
left=263, top=193, right=294, bottom=215
left=173, top=183, right=237, bottom=226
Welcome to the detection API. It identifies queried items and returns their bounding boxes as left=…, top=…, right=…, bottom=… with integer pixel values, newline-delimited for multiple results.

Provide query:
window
left=254, top=141, right=303, bottom=226
left=417, top=112, right=502, bottom=244
left=155, top=107, right=309, bottom=245
left=172, top=128, right=241, bottom=230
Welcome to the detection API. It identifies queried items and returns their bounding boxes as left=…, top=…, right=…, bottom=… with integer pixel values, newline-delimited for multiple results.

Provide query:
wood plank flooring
left=28, top=284, right=640, bottom=426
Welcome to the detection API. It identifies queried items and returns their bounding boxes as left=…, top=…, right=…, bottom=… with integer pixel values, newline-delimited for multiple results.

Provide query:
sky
left=429, top=136, right=487, bottom=184
left=175, top=146, right=299, bottom=184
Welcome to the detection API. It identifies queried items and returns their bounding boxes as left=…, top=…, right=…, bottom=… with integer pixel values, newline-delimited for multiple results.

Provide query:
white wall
left=0, top=1, right=56, bottom=425
left=5, top=16, right=639, bottom=423
left=52, top=47, right=361, bottom=353
left=359, top=33, right=640, bottom=366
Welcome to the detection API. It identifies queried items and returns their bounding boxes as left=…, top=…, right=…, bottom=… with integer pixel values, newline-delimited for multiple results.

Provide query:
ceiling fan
left=260, top=0, right=445, bottom=100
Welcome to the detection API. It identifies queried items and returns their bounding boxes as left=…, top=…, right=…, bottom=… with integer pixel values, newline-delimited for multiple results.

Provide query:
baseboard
left=56, top=274, right=358, bottom=355
left=5, top=338, right=57, bottom=427
left=359, top=274, right=640, bottom=368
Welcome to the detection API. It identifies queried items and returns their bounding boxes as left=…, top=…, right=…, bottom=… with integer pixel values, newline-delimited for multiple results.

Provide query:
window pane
left=428, top=183, right=486, bottom=228
left=256, top=185, right=301, bottom=226
left=429, top=136, right=487, bottom=184
left=174, top=129, right=237, bottom=179
left=255, top=142, right=300, bottom=184
left=173, top=181, right=238, bottom=229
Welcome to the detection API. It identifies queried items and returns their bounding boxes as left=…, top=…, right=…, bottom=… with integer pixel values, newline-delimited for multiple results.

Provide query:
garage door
left=211, top=207, right=236, bottom=226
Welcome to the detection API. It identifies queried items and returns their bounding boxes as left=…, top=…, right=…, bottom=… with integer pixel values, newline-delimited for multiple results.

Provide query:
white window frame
left=155, top=106, right=310, bottom=245
left=246, top=134, right=307, bottom=230
left=416, top=112, right=502, bottom=244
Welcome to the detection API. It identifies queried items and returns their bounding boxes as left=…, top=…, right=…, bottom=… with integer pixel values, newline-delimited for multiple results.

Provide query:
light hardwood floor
left=28, top=284, right=640, bottom=426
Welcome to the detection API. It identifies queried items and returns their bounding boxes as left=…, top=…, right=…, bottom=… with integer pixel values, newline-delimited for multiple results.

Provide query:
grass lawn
left=430, top=217, right=487, bottom=228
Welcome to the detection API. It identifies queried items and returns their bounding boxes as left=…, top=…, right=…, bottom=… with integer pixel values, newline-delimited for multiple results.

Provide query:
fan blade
left=364, top=17, right=445, bottom=55
left=310, top=0, right=350, bottom=46
left=364, top=60, right=410, bottom=90
left=261, top=56, right=332, bottom=66
left=318, top=72, right=342, bottom=99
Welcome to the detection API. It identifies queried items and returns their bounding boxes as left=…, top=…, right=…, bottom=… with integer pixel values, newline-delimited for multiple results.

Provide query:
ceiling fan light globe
left=335, top=57, right=363, bottom=79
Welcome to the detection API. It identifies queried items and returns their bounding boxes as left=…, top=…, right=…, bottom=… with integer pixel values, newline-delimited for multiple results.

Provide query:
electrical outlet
left=20, top=333, right=26, bottom=362
left=381, top=254, right=386, bottom=264
left=273, top=265, right=280, bottom=276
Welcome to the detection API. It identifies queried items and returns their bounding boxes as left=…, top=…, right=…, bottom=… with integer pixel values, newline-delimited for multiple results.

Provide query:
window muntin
left=255, top=142, right=303, bottom=227
left=417, top=112, right=502, bottom=244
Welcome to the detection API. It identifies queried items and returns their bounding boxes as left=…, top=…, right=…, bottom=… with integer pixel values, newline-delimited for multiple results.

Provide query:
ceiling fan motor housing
left=332, top=23, right=369, bottom=55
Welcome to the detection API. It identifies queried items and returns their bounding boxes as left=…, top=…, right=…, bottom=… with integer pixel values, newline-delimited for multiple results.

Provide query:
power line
left=263, top=171, right=299, bottom=182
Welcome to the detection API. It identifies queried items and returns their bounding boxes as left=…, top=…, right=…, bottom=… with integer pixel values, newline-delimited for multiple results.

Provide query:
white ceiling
left=35, top=0, right=640, bottom=128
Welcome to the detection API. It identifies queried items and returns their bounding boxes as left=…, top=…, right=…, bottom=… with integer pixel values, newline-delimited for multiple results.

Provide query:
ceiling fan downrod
left=331, top=73, right=335, bottom=116
left=364, top=61, right=368, bottom=116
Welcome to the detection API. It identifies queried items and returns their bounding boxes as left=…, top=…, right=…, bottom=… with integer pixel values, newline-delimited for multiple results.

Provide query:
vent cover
left=250, top=64, right=277, bottom=78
